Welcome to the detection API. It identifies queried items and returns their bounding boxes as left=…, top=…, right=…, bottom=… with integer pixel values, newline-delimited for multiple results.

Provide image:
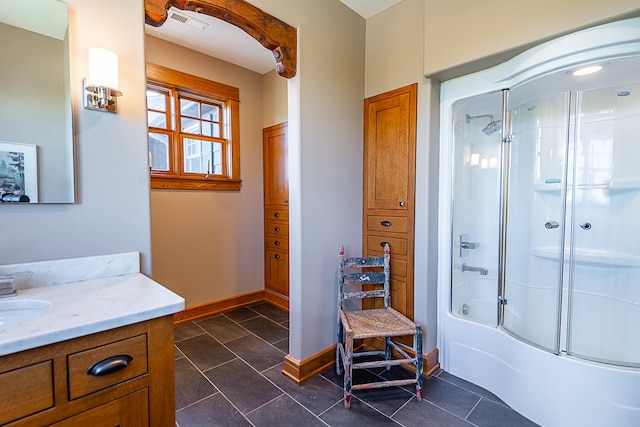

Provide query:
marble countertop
left=0, top=254, right=185, bottom=356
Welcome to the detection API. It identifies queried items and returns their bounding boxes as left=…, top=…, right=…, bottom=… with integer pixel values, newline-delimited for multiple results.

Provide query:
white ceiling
left=144, top=1, right=403, bottom=75
left=339, top=0, right=402, bottom=19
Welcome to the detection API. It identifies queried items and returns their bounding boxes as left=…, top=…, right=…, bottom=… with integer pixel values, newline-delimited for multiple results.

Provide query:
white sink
left=0, top=299, right=51, bottom=326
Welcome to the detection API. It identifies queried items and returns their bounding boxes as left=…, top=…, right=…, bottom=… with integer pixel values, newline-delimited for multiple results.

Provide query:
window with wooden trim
left=146, top=63, right=241, bottom=191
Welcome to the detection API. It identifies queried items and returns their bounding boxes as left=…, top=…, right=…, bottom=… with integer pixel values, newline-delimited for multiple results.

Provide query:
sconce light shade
left=84, top=48, right=123, bottom=113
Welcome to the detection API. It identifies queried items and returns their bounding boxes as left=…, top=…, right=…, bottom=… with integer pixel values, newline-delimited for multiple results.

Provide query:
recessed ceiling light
left=572, top=65, right=602, bottom=76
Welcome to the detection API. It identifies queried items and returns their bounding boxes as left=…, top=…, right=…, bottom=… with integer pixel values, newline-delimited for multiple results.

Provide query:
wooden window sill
left=150, top=176, right=241, bottom=191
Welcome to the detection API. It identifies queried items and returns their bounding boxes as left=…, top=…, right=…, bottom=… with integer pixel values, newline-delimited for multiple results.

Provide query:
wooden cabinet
left=0, top=316, right=175, bottom=426
left=363, top=84, right=417, bottom=319
left=263, top=122, right=289, bottom=306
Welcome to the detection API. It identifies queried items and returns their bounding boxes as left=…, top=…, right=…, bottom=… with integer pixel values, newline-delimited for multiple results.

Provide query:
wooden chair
left=336, top=244, right=423, bottom=409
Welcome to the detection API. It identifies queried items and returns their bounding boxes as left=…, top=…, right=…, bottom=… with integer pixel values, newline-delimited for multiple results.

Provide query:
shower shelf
left=531, top=247, right=640, bottom=267
left=533, top=179, right=640, bottom=194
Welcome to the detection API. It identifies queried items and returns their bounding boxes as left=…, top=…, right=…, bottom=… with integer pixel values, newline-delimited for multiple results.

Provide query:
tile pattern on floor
left=174, top=302, right=539, bottom=426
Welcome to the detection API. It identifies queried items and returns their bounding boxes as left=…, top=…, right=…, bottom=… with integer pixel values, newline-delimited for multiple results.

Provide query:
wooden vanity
left=0, top=316, right=174, bottom=426
left=0, top=253, right=184, bottom=426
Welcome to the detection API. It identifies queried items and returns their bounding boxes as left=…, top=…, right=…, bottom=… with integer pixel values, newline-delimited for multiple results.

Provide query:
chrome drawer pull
left=380, top=220, right=392, bottom=227
left=87, top=355, right=132, bottom=376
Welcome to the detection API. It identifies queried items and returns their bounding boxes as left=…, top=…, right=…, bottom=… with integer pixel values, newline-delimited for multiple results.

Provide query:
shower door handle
left=545, top=221, right=559, bottom=229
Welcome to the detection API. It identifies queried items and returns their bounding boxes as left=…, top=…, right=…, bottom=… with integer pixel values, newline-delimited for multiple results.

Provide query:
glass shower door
left=502, top=92, right=570, bottom=352
left=450, top=92, right=502, bottom=327
left=568, top=83, right=640, bottom=366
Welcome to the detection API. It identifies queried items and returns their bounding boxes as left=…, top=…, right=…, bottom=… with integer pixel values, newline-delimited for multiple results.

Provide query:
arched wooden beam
left=145, top=0, right=297, bottom=78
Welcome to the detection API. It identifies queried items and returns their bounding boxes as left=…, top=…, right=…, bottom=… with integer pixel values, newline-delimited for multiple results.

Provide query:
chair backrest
left=337, top=244, right=390, bottom=311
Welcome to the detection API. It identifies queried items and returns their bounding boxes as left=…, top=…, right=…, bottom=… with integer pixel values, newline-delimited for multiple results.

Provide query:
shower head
left=465, top=113, right=502, bottom=136
left=482, top=119, right=502, bottom=136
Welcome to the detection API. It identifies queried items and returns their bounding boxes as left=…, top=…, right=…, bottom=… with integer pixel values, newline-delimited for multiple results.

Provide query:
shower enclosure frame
left=437, top=18, right=640, bottom=427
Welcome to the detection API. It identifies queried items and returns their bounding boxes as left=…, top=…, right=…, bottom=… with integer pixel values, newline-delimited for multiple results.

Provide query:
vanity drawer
left=366, top=215, right=408, bottom=234
left=0, top=360, right=54, bottom=425
left=265, top=220, right=289, bottom=237
left=67, top=334, right=148, bottom=400
left=265, top=207, right=289, bottom=221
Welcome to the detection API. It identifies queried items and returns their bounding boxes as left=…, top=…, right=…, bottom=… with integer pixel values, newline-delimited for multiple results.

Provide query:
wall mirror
left=0, top=0, right=75, bottom=203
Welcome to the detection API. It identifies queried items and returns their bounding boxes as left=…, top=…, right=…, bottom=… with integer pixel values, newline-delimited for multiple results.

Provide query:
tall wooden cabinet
left=263, top=122, right=289, bottom=307
left=362, top=84, right=417, bottom=319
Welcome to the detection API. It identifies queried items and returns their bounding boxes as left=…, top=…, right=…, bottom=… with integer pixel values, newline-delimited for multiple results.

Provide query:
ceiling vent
left=169, top=11, right=209, bottom=31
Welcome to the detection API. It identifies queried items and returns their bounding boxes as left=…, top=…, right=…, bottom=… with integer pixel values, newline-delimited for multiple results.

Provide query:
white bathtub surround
left=0, top=252, right=184, bottom=356
left=437, top=18, right=640, bottom=427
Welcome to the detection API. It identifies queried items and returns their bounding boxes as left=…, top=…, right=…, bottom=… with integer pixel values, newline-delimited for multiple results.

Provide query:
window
left=146, top=63, right=241, bottom=190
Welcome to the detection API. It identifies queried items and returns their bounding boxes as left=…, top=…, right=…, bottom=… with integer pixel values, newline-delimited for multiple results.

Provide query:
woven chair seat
left=340, top=307, right=417, bottom=339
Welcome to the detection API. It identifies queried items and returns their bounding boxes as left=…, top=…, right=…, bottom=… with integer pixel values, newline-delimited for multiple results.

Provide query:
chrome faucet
left=0, top=276, right=16, bottom=298
left=462, top=263, right=488, bottom=275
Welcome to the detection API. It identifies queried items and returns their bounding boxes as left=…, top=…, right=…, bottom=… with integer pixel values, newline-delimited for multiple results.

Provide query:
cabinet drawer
left=366, top=215, right=408, bottom=234
left=363, top=249, right=407, bottom=277
left=265, top=207, right=288, bottom=221
left=265, top=236, right=289, bottom=251
left=0, top=360, right=54, bottom=425
left=366, top=235, right=408, bottom=256
left=68, top=334, right=148, bottom=400
left=265, top=220, right=289, bottom=237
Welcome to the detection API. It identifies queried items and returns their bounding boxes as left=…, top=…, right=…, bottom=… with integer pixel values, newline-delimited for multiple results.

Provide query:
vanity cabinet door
left=50, top=388, right=149, bottom=427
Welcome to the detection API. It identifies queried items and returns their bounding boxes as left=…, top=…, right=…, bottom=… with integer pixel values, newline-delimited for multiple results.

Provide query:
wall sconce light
left=84, top=48, right=122, bottom=113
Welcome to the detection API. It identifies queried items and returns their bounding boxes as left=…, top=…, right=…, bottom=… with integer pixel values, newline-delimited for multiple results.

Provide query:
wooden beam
left=144, top=0, right=297, bottom=78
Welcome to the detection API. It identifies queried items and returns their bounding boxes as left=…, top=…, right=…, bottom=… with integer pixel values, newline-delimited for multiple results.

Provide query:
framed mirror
left=0, top=0, right=75, bottom=203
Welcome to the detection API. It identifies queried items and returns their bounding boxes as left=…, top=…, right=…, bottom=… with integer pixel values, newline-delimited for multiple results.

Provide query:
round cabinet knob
left=275, top=241, right=281, bottom=246
left=399, top=201, right=405, bottom=207
left=274, top=212, right=280, bottom=218
left=274, top=227, right=281, bottom=232
left=580, top=222, right=592, bottom=230
left=545, top=221, right=559, bottom=229
left=275, top=254, right=281, bottom=259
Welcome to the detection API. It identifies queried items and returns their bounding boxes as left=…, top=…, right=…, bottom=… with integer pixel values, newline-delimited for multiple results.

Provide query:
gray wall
left=0, top=0, right=152, bottom=273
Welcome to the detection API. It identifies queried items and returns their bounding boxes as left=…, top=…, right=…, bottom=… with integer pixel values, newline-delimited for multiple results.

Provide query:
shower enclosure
left=438, top=18, right=640, bottom=427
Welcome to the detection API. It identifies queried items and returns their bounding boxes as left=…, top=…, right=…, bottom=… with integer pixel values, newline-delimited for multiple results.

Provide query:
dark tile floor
left=173, top=302, right=538, bottom=427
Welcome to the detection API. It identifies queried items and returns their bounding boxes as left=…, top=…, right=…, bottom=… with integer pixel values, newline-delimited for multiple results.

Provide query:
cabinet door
left=364, top=84, right=416, bottom=211
left=265, top=249, right=289, bottom=296
left=50, top=389, right=149, bottom=427
left=263, top=122, right=288, bottom=205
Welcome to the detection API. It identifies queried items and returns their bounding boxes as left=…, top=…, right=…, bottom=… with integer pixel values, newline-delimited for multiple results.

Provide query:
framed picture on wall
left=0, top=141, right=38, bottom=203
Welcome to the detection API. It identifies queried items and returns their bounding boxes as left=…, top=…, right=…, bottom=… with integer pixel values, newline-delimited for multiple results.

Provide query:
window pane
left=183, top=138, right=222, bottom=174
left=149, top=133, right=169, bottom=171
left=181, top=117, right=200, bottom=135
left=146, top=90, right=166, bottom=111
left=180, top=99, right=199, bottom=118
left=148, top=111, right=167, bottom=129
left=202, top=122, right=221, bottom=138
left=201, top=104, right=219, bottom=121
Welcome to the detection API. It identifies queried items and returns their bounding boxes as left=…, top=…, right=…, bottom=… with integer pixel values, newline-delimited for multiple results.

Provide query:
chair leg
left=415, top=325, right=424, bottom=401
left=336, top=320, right=344, bottom=375
left=384, top=337, right=391, bottom=370
left=344, top=332, right=353, bottom=409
